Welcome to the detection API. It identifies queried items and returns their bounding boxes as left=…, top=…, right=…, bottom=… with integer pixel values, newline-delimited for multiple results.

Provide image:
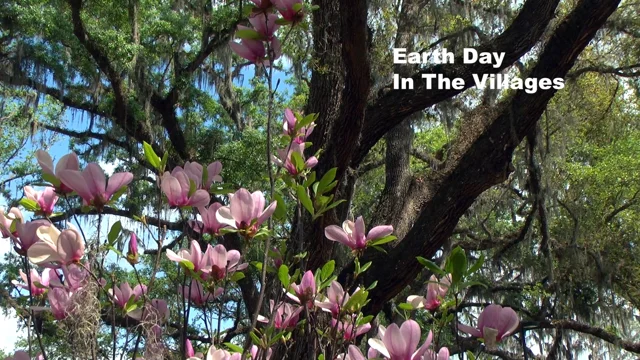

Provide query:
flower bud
left=127, top=232, right=139, bottom=265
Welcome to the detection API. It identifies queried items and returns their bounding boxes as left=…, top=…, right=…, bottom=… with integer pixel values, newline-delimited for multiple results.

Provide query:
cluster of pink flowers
left=166, top=239, right=248, bottom=282
left=161, top=160, right=222, bottom=208
left=272, top=108, right=318, bottom=176
left=230, top=0, right=304, bottom=65
left=407, top=274, right=452, bottom=311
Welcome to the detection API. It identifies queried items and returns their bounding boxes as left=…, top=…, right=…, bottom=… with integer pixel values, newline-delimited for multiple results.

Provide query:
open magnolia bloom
left=282, top=108, right=315, bottom=143
left=189, top=203, right=228, bottom=236
left=109, top=282, right=147, bottom=309
left=407, top=274, right=452, bottom=311
left=36, top=150, right=80, bottom=194
left=200, top=344, right=241, bottom=360
left=58, top=163, right=133, bottom=210
left=23, top=186, right=58, bottom=216
left=287, top=270, right=316, bottom=308
left=0, top=207, right=23, bottom=238
left=324, top=216, right=393, bottom=251
left=27, top=224, right=85, bottom=267
left=272, top=142, right=318, bottom=176
left=14, top=219, right=50, bottom=254
left=215, top=188, right=276, bottom=237
left=173, top=160, right=223, bottom=191
left=161, top=169, right=210, bottom=208
left=368, top=319, right=433, bottom=360
left=257, top=300, right=303, bottom=330
left=12, top=268, right=54, bottom=296
left=457, top=304, right=520, bottom=350
left=179, top=280, right=223, bottom=307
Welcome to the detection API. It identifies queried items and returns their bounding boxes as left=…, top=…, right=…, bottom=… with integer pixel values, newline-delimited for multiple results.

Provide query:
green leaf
left=107, top=245, right=123, bottom=257
left=468, top=253, right=485, bottom=274
left=235, top=29, right=261, bottom=40
left=317, top=168, right=337, bottom=194
left=366, top=280, right=378, bottom=290
left=143, top=141, right=161, bottom=170
left=42, top=173, right=60, bottom=186
left=19, top=198, right=39, bottom=211
left=359, top=261, right=372, bottom=274
left=230, top=272, right=245, bottom=282
left=160, top=151, right=169, bottom=172
left=344, top=289, right=368, bottom=313
left=367, top=235, right=397, bottom=247
left=323, top=199, right=345, bottom=212
left=466, top=351, right=476, bottom=360
left=273, top=193, right=286, bottom=220
left=107, top=221, right=122, bottom=246
left=109, top=186, right=128, bottom=204
left=321, top=260, right=335, bottom=280
left=188, top=179, right=197, bottom=197
left=124, top=294, right=138, bottom=313
left=357, top=315, right=374, bottom=326
left=296, top=185, right=314, bottom=215
left=416, top=256, right=446, bottom=276
left=275, top=18, right=292, bottom=25
left=225, top=343, right=244, bottom=353
left=180, top=259, right=195, bottom=271
left=398, top=302, right=414, bottom=311
left=292, top=2, right=303, bottom=12
left=291, top=151, right=305, bottom=173
left=249, top=331, right=261, bottom=346
left=448, top=246, right=468, bottom=284
left=303, top=171, right=316, bottom=187
left=278, top=265, right=290, bottom=289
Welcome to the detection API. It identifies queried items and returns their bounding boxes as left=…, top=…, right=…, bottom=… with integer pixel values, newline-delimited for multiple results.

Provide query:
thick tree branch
left=526, top=319, right=640, bottom=354
left=341, top=0, right=621, bottom=316
left=353, top=0, right=562, bottom=167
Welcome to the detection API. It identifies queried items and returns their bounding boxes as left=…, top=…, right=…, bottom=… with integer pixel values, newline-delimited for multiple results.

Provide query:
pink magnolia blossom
left=423, top=347, right=450, bottom=360
left=203, top=345, right=241, bottom=360
left=47, top=263, right=97, bottom=292
left=185, top=339, right=205, bottom=359
left=166, top=240, right=209, bottom=273
left=58, top=163, right=133, bottom=210
left=48, top=287, right=73, bottom=320
left=216, top=188, right=277, bottom=237
left=367, top=319, right=433, bottom=360
left=250, top=0, right=273, bottom=10
left=0, top=207, right=23, bottom=238
left=287, top=270, right=316, bottom=308
left=282, top=108, right=315, bottom=143
left=14, top=219, right=50, bottom=254
left=331, top=317, right=372, bottom=341
left=174, top=161, right=223, bottom=190
left=27, top=224, right=85, bottom=266
left=161, top=169, right=210, bottom=208
left=128, top=298, right=170, bottom=323
left=314, top=281, right=352, bottom=318
left=248, top=13, right=280, bottom=39
left=457, top=304, right=519, bottom=350
left=109, top=282, right=147, bottom=309
left=189, top=203, right=228, bottom=235
left=24, top=186, right=58, bottom=216
left=273, top=0, right=304, bottom=24
left=257, top=300, right=303, bottom=330
left=230, top=37, right=281, bottom=66
left=127, top=232, right=139, bottom=265
left=325, top=216, right=394, bottom=251
left=340, top=345, right=368, bottom=360
left=36, top=150, right=79, bottom=194
left=273, top=142, right=318, bottom=176
left=201, top=243, right=248, bottom=281
left=12, top=268, right=54, bottom=296
left=249, top=345, right=272, bottom=360
left=407, top=274, right=451, bottom=311
left=179, top=280, right=222, bottom=307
